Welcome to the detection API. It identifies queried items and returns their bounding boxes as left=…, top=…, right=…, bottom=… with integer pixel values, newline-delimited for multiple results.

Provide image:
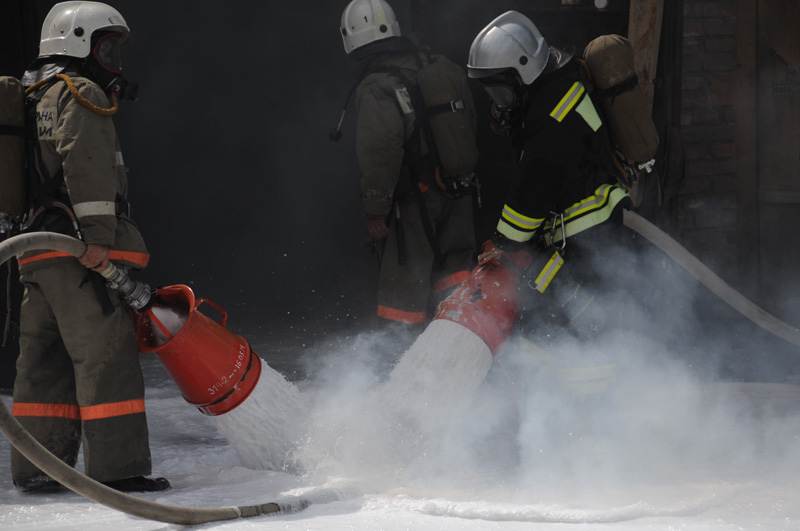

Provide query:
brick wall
left=677, top=0, right=740, bottom=281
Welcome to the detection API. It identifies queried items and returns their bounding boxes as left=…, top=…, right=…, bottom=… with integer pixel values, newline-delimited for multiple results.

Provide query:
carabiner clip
left=547, top=211, right=566, bottom=253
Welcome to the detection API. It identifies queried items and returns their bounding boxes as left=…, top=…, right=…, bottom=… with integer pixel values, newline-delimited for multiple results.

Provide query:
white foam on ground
left=3, top=349, right=800, bottom=529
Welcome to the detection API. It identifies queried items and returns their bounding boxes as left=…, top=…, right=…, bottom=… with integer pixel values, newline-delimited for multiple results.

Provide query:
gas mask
left=83, top=32, right=139, bottom=102
left=479, top=71, right=527, bottom=135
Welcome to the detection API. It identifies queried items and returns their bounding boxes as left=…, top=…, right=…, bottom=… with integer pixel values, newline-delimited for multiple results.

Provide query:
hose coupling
left=99, top=263, right=153, bottom=310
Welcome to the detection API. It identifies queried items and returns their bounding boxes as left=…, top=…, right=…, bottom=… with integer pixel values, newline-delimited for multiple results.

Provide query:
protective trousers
left=378, top=190, right=475, bottom=323
left=517, top=220, right=637, bottom=350
left=11, top=262, right=152, bottom=482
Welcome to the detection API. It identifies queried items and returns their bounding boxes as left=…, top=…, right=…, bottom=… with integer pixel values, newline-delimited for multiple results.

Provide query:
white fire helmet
left=340, top=0, right=401, bottom=54
left=467, top=11, right=550, bottom=85
left=39, top=1, right=130, bottom=60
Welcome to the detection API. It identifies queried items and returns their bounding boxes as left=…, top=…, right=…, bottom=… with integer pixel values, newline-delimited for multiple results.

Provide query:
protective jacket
left=355, top=43, right=425, bottom=217
left=492, top=58, right=633, bottom=344
left=353, top=38, right=477, bottom=323
left=495, top=58, right=630, bottom=253
left=11, top=73, right=153, bottom=483
left=18, top=76, right=149, bottom=273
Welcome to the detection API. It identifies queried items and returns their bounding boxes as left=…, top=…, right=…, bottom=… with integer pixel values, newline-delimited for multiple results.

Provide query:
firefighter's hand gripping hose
left=0, top=232, right=344, bottom=525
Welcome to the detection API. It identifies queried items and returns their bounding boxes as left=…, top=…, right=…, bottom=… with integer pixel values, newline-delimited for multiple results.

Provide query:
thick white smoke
left=217, top=235, right=800, bottom=511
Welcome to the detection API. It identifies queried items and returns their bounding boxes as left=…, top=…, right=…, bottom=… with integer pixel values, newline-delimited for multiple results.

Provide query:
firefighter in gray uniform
left=11, top=2, right=168, bottom=493
left=339, top=0, right=478, bottom=327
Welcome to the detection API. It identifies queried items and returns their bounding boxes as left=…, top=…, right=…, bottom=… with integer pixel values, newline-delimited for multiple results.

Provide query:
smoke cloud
left=246, top=232, right=800, bottom=512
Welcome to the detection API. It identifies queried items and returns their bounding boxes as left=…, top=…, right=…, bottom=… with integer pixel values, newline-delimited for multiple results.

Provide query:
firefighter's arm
left=56, top=78, right=119, bottom=248
left=355, top=78, right=407, bottom=218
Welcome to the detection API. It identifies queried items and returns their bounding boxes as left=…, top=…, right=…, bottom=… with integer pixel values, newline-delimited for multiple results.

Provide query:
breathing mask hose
left=329, top=82, right=359, bottom=142
left=0, top=232, right=313, bottom=524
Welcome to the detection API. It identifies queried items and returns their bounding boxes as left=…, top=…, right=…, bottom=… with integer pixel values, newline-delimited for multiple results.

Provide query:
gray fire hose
left=0, top=232, right=308, bottom=524
left=623, top=209, right=800, bottom=348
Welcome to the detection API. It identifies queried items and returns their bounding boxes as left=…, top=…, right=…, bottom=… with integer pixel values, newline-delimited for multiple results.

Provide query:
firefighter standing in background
left=10, top=2, right=169, bottom=493
left=467, top=11, right=635, bottom=348
left=339, top=0, right=478, bottom=334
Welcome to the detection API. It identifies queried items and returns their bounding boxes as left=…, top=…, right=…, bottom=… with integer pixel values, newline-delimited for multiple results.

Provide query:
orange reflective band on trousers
left=12, top=399, right=146, bottom=421
left=377, top=305, right=427, bottom=324
left=433, top=270, right=469, bottom=292
left=17, top=250, right=150, bottom=268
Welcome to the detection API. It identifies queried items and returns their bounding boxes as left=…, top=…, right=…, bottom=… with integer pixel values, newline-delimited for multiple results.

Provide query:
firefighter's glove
left=79, top=243, right=111, bottom=272
left=366, top=216, right=389, bottom=239
left=477, top=240, right=504, bottom=267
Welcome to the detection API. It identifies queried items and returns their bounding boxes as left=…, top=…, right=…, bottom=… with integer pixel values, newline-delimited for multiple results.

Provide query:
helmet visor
left=93, top=33, right=123, bottom=74
left=479, top=71, right=521, bottom=110
left=481, top=84, right=517, bottom=109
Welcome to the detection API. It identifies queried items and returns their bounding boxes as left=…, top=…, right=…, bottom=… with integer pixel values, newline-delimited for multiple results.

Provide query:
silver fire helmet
left=340, top=0, right=401, bottom=54
left=467, top=10, right=550, bottom=85
left=39, top=1, right=130, bottom=59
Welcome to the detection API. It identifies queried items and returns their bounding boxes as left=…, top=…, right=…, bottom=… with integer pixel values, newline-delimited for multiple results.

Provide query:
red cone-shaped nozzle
left=134, top=285, right=261, bottom=416
left=434, top=244, right=534, bottom=356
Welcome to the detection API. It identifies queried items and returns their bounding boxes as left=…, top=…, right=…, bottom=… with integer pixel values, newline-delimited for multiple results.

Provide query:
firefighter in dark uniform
left=11, top=2, right=168, bottom=493
left=467, top=11, right=634, bottom=349
left=340, top=0, right=478, bottom=331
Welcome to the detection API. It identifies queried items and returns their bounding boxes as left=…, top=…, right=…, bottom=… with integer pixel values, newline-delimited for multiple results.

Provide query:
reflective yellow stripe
left=497, top=218, right=535, bottom=243
left=550, top=82, right=585, bottom=122
left=498, top=185, right=627, bottom=245
left=575, top=94, right=602, bottom=131
left=533, top=251, right=564, bottom=293
left=501, top=204, right=542, bottom=231
left=564, top=184, right=615, bottom=219
left=498, top=204, right=545, bottom=243
left=549, top=185, right=629, bottom=242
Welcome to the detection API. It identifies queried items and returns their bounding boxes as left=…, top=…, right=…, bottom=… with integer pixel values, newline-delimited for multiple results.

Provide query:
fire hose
left=0, top=231, right=321, bottom=525
left=623, top=209, right=800, bottom=348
